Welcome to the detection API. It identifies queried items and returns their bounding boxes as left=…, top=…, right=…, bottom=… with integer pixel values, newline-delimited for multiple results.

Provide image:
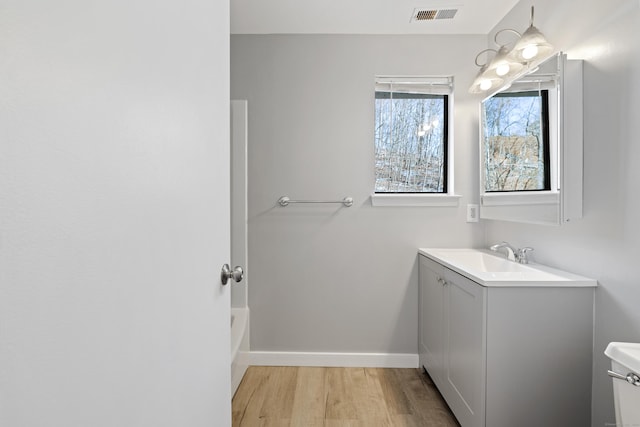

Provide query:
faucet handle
left=517, top=247, right=534, bottom=264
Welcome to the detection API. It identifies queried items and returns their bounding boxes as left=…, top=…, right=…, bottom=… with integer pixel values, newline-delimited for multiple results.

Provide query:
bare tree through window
left=374, top=89, right=448, bottom=193
left=481, top=90, right=550, bottom=192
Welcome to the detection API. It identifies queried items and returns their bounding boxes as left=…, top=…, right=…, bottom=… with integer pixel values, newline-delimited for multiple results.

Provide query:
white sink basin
left=432, top=250, right=527, bottom=272
left=419, top=248, right=597, bottom=287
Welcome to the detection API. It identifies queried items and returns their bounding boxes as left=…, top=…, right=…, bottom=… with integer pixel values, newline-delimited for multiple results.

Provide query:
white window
left=372, top=76, right=459, bottom=207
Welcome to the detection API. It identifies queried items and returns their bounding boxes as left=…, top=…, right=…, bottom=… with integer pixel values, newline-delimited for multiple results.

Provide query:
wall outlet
left=466, top=204, right=479, bottom=223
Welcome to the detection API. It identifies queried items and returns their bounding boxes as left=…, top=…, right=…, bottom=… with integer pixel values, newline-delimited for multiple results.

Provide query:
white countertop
left=419, top=248, right=597, bottom=287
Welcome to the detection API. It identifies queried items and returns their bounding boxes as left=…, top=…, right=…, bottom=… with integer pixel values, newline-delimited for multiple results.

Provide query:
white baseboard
left=248, top=351, right=419, bottom=368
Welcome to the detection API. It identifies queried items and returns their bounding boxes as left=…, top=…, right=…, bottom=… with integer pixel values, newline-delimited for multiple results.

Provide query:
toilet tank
left=605, top=342, right=640, bottom=426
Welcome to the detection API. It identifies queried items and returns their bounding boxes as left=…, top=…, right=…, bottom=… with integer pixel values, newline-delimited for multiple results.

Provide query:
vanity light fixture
left=508, top=6, right=553, bottom=64
left=469, top=49, right=505, bottom=94
left=469, top=6, right=553, bottom=94
left=483, top=29, right=525, bottom=80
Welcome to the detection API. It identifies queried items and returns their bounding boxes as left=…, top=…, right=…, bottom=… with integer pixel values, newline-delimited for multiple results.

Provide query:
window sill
left=370, top=193, right=461, bottom=207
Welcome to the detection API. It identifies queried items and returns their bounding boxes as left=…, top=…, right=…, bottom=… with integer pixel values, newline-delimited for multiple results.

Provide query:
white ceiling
left=231, top=0, right=521, bottom=35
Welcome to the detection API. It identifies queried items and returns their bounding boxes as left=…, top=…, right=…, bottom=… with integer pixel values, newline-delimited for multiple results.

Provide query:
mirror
left=479, top=53, right=583, bottom=225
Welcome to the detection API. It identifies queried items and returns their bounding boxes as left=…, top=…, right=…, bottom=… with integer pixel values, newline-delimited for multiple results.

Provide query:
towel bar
left=277, top=196, right=353, bottom=207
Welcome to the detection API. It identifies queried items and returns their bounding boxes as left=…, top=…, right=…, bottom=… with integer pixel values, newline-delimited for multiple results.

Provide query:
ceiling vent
left=411, top=7, right=459, bottom=22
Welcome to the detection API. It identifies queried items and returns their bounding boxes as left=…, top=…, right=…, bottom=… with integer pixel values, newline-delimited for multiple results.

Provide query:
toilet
left=605, top=342, right=640, bottom=426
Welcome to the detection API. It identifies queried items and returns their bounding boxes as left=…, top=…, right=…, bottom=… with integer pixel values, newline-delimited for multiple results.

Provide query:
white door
left=0, top=1, right=232, bottom=426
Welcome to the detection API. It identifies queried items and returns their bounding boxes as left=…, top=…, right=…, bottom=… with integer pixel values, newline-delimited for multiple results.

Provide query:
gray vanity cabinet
left=419, top=255, right=486, bottom=427
left=418, top=256, right=446, bottom=386
left=418, top=254, right=593, bottom=427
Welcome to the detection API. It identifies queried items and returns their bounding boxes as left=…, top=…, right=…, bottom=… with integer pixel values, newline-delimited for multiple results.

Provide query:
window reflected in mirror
left=481, top=90, right=550, bottom=192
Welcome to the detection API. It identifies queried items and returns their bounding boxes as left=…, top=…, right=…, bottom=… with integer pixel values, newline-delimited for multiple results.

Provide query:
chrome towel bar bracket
left=278, top=196, right=353, bottom=207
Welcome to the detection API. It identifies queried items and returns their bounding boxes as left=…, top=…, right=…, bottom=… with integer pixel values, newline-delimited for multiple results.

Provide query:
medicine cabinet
left=479, top=53, right=583, bottom=225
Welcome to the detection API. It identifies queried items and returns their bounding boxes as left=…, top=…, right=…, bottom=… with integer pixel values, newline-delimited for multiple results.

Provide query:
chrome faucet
left=490, top=242, right=534, bottom=264
left=490, top=242, right=517, bottom=261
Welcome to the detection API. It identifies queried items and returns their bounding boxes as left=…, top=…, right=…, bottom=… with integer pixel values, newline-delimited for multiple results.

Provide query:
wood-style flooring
left=232, top=367, right=460, bottom=427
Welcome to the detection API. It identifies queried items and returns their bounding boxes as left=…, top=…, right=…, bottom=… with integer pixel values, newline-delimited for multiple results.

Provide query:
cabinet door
left=418, top=256, right=446, bottom=388
left=443, top=269, right=486, bottom=427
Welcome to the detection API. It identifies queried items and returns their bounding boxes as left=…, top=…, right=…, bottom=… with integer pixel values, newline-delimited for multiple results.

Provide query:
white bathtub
left=231, top=307, right=249, bottom=396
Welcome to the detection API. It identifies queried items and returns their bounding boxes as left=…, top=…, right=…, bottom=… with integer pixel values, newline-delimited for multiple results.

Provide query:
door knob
left=221, top=264, right=244, bottom=285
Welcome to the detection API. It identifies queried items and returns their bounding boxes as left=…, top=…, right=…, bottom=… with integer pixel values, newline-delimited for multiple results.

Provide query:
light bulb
left=479, top=79, right=493, bottom=91
left=496, top=63, right=510, bottom=76
left=522, top=45, right=538, bottom=60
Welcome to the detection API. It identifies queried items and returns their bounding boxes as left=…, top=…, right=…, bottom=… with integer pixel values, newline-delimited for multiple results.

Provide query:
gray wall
left=486, top=1, right=640, bottom=426
left=231, top=35, right=486, bottom=353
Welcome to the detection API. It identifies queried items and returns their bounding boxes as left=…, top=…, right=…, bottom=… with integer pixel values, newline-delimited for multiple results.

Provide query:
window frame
left=481, top=89, right=552, bottom=193
left=371, top=76, right=460, bottom=207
